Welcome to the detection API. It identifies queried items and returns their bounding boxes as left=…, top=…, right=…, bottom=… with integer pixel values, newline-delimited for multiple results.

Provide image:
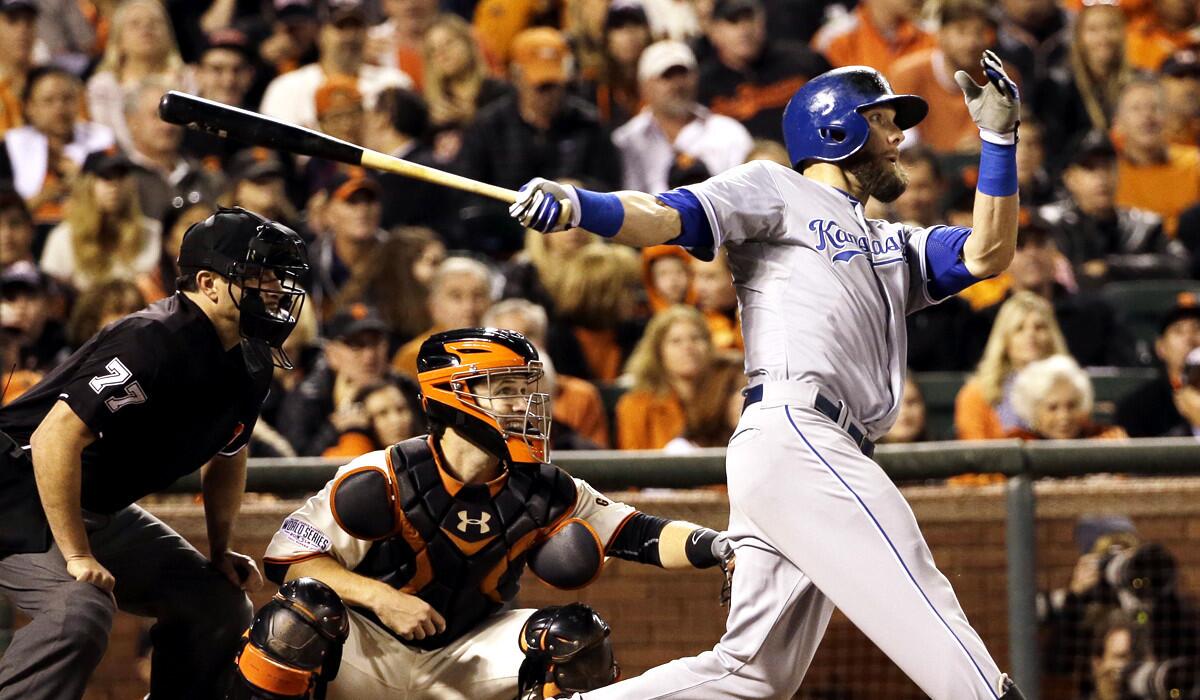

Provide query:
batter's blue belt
left=742, top=384, right=876, bottom=458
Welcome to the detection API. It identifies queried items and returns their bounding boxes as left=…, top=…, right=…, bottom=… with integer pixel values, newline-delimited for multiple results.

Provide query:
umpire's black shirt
left=0, top=293, right=272, bottom=553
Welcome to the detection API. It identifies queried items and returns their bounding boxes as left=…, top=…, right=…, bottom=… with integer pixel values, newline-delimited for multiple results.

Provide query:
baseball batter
left=510, top=52, right=1026, bottom=699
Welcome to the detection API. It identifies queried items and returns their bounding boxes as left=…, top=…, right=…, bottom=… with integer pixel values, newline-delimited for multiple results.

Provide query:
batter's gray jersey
left=682, top=160, right=969, bottom=439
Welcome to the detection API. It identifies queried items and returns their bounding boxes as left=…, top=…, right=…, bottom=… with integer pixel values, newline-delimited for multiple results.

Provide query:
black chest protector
left=331, top=437, right=578, bottom=650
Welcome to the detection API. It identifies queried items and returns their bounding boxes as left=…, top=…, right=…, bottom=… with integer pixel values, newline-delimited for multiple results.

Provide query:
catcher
left=233, top=328, right=733, bottom=700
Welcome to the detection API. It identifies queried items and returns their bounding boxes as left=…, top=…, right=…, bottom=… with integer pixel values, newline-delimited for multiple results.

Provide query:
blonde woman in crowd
left=421, top=14, right=509, bottom=158
left=955, top=291, right=1071, bottom=440
left=335, top=227, right=445, bottom=344
left=1037, top=0, right=1131, bottom=151
left=616, top=304, right=743, bottom=450
left=548, top=240, right=642, bottom=382
left=39, top=151, right=162, bottom=297
left=86, top=0, right=190, bottom=153
left=1008, top=355, right=1127, bottom=440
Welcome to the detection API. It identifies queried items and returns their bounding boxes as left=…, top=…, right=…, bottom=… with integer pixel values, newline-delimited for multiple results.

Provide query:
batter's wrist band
left=684, top=528, right=721, bottom=568
left=976, top=140, right=1018, bottom=197
left=575, top=188, right=624, bottom=238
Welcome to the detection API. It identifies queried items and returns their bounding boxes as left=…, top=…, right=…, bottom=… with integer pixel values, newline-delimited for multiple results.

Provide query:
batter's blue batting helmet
left=782, top=66, right=928, bottom=166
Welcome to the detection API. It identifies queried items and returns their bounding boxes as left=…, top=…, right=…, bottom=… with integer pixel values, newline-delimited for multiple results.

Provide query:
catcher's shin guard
left=517, top=603, right=619, bottom=700
left=228, top=578, right=350, bottom=700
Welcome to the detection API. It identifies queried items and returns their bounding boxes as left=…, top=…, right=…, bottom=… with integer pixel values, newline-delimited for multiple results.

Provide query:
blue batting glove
left=509, top=178, right=581, bottom=233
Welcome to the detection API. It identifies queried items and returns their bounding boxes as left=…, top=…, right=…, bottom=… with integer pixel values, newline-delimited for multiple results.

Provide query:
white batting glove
left=953, top=50, right=1020, bottom=145
left=509, top=177, right=582, bottom=233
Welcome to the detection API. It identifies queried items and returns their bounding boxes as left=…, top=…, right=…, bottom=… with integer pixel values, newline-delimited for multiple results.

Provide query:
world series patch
left=281, top=517, right=332, bottom=552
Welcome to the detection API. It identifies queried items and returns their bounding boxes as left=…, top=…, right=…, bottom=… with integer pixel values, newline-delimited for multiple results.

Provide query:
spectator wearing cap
left=0, top=0, right=37, bottom=134
left=892, top=0, right=1021, bottom=154
left=420, top=14, right=510, bottom=149
left=1161, top=50, right=1200, bottom=147
left=367, top=0, right=437, bottom=87
left=0, top=261, right=68, bottom=371
left=1112, top=76, right=1200, bottom=237
left=0, top=188, right=33, bottom=268
left=125, top=78, right=224, bottom=223
left=1116, top=295, right=1200, bottom=437
left=699, top=0, right=831, bottom=138
left=85, top=0, right=191, bottom=155
left=974, top=223, right=1136, bottom=367
left=223, top=149, right=304, bottom=240
left=390, top=255, right=495, bottom=378
left=303, top=76, right=366, bottom=197
left=260, top=0, right=321, bottom=75
left=579, top=1, right=653, bottom=128
left=1039, top=131, right=1180, bottom=287
left=613, top=40, right=753, bottom=194
left=308, top=172, right=385, bottom=318
left=0, top=66, right=113, bottom=230
left=1032, top=0, right=1131, bottom=157
left=39, top=148, right=164, bottom=298
left=461, top=26, right=621, bottom=188
left=812, top=0, right=935, bottom=75
left=259, top=0, right=412, bottom=132
left=1125, top=0, right=1198, bottom=72
left=277, top=302, right=401, bottom=455
left=183, top=29, right=270, bottom=171
left=456, top=27, right=621, bottom=254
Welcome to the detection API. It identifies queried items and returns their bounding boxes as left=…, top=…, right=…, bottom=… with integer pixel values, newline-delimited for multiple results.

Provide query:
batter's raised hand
left=954, top=50, right=1020, bottom=139
left=372, top=586, right=447, bottom=641
left=509, top=178, right=581, bottom=233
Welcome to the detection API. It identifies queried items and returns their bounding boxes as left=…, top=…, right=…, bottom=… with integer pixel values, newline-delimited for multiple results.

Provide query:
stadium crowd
left=0, top=0, right=1195, bottom=695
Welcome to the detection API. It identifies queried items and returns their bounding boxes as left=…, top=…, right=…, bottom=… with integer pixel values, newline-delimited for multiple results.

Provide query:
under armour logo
left=457, top=510, right=491, bottom=534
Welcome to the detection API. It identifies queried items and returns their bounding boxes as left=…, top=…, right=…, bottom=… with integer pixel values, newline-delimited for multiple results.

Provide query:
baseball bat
left=157, top=90, right=521, bottom=205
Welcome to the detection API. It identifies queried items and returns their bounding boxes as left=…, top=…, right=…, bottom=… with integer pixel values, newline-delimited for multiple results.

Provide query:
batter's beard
left=845, top=153, right=909, bottom=203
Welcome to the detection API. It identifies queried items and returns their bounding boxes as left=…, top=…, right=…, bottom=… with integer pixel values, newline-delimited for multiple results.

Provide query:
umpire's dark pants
left=0, top=504, right=253, bottom=700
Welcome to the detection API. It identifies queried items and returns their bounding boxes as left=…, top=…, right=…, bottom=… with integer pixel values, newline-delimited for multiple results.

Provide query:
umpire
left=0, top=207, right=308, bottom=700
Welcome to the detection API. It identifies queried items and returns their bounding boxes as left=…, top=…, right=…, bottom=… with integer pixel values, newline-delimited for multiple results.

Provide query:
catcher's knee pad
left=517, top=603, right=619, bottom=700
left=228, top=577, right=350, bottom=700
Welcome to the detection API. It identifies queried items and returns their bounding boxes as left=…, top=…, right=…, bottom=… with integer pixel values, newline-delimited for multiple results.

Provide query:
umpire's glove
left=954, top=50, right=1020, bottom=143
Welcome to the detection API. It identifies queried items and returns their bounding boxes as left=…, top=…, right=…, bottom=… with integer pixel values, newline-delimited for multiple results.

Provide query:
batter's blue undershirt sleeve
left=925, top=225, right=982, bottom=300
left=657, top=189, right=716, bottom=261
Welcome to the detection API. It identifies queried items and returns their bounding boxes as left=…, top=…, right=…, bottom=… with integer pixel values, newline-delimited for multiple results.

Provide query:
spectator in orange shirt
left=1160, top=50, right=1200, bottom=147
left=483, top=298, right=611, bottom=449
left=616, top=305, right=741, bottom=450
left=642, top=245, right=694, bottom=313
left=0, top=1, right=36, bottom=135
left=891, top=0, right=1011, bottom=154
left=1112, top=76, right=1200, bottom=236
left=1034, top=0, right=1132, bottom=156
left=472, top=0, right=555, bottom=71
left=812, top=0, right=935, bottom=75
left=322, top=376, right=423, bottom=458
left=1125, top=0, right=1198, bottom=71
left=544, top=241, right=642, bottom=383
left=367, top=0, right=437, bottom=88
left=692, top=249, right=742, bottom=352
left=955, top=291, right=1070, bottom=440
left=1007, top=355, right=1128, bottom=440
